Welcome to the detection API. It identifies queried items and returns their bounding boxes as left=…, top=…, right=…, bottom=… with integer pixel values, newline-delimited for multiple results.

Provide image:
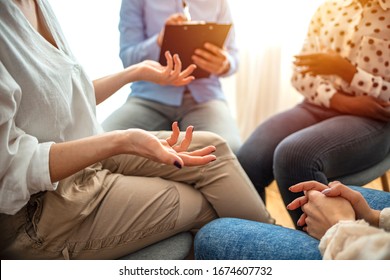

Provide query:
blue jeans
left=237, top=101, right=390, bottom=224
left=194, top=187, right=390, bottom=260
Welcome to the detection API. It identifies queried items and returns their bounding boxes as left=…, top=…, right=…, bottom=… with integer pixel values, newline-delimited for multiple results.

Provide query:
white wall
left=50, top=0, right=127, bottom=123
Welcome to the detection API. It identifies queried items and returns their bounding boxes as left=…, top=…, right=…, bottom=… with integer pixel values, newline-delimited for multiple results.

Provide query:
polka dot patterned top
left=291, top=0, right=390, bottom=108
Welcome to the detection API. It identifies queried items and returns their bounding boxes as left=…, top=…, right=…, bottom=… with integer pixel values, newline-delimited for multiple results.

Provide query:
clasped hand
left=286, top=181, right=380, bottom=240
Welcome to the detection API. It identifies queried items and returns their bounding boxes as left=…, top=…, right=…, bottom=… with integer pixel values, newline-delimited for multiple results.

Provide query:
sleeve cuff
left=350, top=67, right=381, bottom=98
left=315, top=82, right=338, bottom=108
left=379, top=208, right=390, bottom=232
left=219, top=53, right=237, bottom=77
left=29, top=142, right=57, bottom=193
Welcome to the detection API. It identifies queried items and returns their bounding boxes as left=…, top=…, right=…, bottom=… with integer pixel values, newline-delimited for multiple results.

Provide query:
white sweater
left=320, top=208, right=390, bottom=260
left=0, top=0, right=102, bottom=215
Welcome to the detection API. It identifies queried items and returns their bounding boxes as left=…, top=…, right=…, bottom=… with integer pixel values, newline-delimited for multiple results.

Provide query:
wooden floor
left=265, top=172, right=389, bottom=229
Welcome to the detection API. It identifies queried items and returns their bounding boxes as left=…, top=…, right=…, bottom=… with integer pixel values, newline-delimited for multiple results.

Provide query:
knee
left=274, top=137, right=320, bottom=177
left=191, top=131, right=233, bottom=158
left=194, top=218, right=235, bottom=260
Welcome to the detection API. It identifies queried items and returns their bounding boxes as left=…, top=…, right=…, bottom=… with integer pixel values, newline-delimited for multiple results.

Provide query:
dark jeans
left=237, top=101, right=390, bottom=225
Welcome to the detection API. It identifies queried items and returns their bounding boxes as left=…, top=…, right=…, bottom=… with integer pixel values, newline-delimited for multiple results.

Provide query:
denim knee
left=194, top=218, right=322, bottom=260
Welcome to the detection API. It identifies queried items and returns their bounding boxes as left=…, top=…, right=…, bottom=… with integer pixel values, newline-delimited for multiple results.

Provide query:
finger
left=204, top=43, right=225, bottom=57
left=289, top=181, right=329, bottom=193
left=178, top=153, right=217, bottom=166
left=174, top=76, right=196, bottom=86
left=293, top=59, right=317, bottom=67
left=286, top=195, right=308, bottom=210
left=297, top=212, right=307, bottom=227
left=166, top=13, right=187, bottom=25
left=164, top=51, right=174, bottom=75
left=166, top=121, right=180, bottom=146
left=193, top=48, right=221, bottom=64
left=170, top=54, right=182, bottom=79
left=294, top=53, right=320, bottom=60
left=321, top=183, right=368, bottom=212
left=192, top=55, right=216, bottom=73
left=178, top=64, right=197, bottom=79
left=175, top=126, right=193, bottom=152
left=173, top=64, right=196, bottom=86
left=185, top=145, right=216, bottom=157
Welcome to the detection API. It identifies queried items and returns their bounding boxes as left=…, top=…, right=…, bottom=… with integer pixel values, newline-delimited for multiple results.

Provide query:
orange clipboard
left=159, top=23, right=232, bottom=79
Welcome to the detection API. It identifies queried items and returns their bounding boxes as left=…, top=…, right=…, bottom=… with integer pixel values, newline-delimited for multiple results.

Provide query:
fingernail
left=322, top=188, right=331, bottom=195
left=174, top=161, right=182, bottom=169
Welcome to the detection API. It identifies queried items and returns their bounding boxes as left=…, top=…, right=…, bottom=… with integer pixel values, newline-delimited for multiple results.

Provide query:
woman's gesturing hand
left=138, top=51, right=196, bottom=86
left=121, top=122, right=216, bottom=168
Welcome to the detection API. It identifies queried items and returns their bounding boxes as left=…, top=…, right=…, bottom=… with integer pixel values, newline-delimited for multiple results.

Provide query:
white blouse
left=292, top=0, right=390, bottom=107
left=0, top=0, right=102, bottom=215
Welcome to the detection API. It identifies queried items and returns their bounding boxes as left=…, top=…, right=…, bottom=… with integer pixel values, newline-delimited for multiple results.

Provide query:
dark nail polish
left=174, top=161, right=182, bottom=169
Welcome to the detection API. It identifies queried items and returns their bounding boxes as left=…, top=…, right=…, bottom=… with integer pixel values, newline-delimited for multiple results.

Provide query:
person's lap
left=237, top=101, right=390, bottom=223
left=194, top=186, right=390, bottom=260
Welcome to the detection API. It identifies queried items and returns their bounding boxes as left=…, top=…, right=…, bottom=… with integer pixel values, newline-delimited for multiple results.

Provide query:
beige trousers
left=0, top=132, right=273, bottom=259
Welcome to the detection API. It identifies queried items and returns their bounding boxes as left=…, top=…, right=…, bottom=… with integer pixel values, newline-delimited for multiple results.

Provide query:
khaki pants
left=0, top=132, right=273, bottom=259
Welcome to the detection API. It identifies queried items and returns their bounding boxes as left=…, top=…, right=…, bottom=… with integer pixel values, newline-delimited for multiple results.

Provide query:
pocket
left=356, top=36, right=390, bottom=82
left=25, top=193, right=44, bottom=245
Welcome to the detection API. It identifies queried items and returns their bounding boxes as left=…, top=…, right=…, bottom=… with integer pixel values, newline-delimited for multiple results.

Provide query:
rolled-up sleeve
left=0, top=62, right=56, bottom=215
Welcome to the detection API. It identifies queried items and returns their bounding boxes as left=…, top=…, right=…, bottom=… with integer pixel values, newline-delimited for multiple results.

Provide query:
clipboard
left=159, top=23, right=232, bottom=79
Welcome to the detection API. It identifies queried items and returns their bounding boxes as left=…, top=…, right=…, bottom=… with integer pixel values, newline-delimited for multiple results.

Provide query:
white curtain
left=50, top=0, right=324, bottom=132
left=225, top=0, right=324, bottom=140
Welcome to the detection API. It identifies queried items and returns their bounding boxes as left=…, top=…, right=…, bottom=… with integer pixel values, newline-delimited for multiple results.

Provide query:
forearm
left=49, top=131, right=125, bottom=182
left=93, top=65, right=141, bottom=104
left=328, top=92, right=351, bottom=113
left=337, top=61, right=356, bottom=85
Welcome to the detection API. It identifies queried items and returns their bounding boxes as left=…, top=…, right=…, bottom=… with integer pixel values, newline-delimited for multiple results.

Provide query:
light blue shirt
left=119, top=0, right=239, bottom=106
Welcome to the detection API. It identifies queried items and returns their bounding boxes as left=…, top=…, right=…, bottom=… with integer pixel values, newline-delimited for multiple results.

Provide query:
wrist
left=329, top=92, right=349, bottom=112
left=106, top=130, right=131, bottom=155
left=339, top=61, right=357, bottom=84
left=367, top=209, right=381, bottom=227
left=124, top=64, right=143, bottom=83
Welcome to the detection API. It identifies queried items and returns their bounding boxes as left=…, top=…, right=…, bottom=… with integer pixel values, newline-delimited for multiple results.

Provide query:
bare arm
left=93, top=52, right=196, bottom=104
left=49, top=122, right=216, bottom=183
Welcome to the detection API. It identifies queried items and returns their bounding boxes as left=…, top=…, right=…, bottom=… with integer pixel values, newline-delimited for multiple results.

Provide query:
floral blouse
left=292, top=0, right=390, bottom=107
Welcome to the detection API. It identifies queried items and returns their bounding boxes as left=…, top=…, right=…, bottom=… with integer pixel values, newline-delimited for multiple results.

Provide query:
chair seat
left=335, top=152, right=390, bottom=187
left=119, top=232, right=193, bottom=260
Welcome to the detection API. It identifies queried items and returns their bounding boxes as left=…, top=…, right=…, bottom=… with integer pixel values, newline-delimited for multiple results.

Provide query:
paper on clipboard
left=159, top=23, right=232, bottom=79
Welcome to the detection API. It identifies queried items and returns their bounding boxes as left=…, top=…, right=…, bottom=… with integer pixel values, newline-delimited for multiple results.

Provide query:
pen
left=182, top=0, right=191, bottom=21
